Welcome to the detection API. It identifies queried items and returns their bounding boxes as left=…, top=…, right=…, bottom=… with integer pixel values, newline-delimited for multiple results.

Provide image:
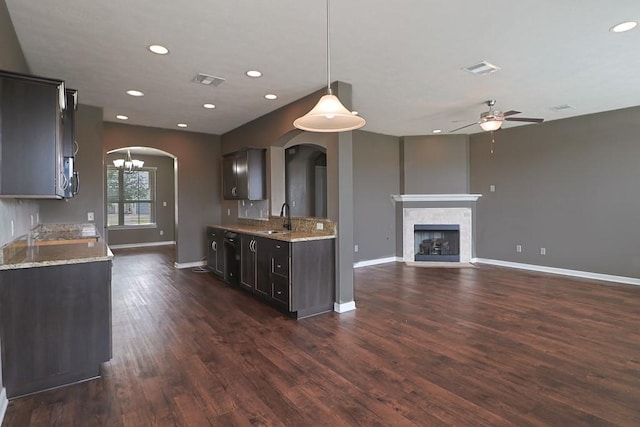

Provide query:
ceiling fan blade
left=449, top=122, right=478, bottom=132
left=505, top=117, right=544, bottom=123
left=503, top=110, right=521, bottom=117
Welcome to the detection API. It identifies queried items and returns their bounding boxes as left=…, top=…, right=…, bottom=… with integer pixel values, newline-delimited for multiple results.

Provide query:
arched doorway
left=105, top=147, right=178, bottom=259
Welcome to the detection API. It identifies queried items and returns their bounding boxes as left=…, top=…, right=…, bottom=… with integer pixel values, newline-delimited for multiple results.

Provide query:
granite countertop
left=210, top=224, right=336, bottom=242
left=0, top=223, right=113, bottom=270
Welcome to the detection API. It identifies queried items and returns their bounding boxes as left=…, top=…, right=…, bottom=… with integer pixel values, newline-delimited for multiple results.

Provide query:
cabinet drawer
left=207, top=227, right=221, bottom=239
left=272, top=275, right=289, bottom=306
left=271, top=251, right=289, bottom=278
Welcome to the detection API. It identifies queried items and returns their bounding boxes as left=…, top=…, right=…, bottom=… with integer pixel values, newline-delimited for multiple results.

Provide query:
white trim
left=0, top=387, right=8, bottom=426
left=392, top=194, right=482, bottom=202
left=174, top=260, right=207, bottom=269
left=354, top=256, right=400, bottom=268
left=473, top=258, right=640, bottom=286
left=109, top=241, right=175, bottom=249
left=334, top=301, right=357, bottom=313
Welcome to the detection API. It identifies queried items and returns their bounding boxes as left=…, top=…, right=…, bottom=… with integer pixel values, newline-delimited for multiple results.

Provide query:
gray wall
left=353, top=130, right=400, bottom=262
left=401, top=134, right=469, bottom=194
left=103, top=122, right=220, bottom=265
left=470, top=106, right=640, bottom=278
left=39, top=105, right=105, bottom=231
left=0, top=0, right=31, bottom=392
left=221, top=82, right=357, bottom=305
left=106, top=153, right=175, bottom=245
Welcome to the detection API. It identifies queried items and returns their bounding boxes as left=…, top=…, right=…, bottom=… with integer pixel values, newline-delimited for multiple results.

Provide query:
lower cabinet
left=206, top=226, right=224, bottom=277
left=238, top=233, right=335, bottom=318
left=0, top=260, right=112, bottom=398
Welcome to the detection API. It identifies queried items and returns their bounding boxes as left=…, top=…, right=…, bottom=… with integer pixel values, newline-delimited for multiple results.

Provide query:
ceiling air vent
left=462, top=61, right=501, bottom=75
left=549, top=104, right=575, bottom=112
left=193, top=73, right=225, bottom=86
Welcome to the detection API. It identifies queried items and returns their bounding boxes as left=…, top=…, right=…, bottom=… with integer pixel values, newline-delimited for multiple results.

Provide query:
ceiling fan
left=450, top=100, right=544, bottom=133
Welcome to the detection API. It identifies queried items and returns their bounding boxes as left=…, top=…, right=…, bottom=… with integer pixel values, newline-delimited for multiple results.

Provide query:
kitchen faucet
left=280, top=202, right=292, bottom=230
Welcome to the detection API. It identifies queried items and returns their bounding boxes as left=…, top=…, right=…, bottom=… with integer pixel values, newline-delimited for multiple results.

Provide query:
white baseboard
left=473, top=258, right=640, bottom=286
left=109, top=241, right=175, bottom=250
left=0, top=387, right=8, bottom=426
left=334, top=301, right=356, bottom=313
left=353, top=256, right=401, bottom=268
left=174, top=260, right=207, bottom=269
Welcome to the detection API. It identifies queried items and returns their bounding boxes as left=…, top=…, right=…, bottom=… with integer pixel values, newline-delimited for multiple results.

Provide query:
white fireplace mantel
left=392, top=194, right=482, bottom=203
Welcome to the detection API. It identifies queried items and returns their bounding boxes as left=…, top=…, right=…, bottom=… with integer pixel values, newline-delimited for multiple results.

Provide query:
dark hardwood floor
left=4, top=246, right=640, bottom=426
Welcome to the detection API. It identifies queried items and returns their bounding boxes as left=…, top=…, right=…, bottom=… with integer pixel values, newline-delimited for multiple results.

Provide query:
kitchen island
left=0, top=224, right=113, bottom=399
left=208, top=217, right=336, bottom=318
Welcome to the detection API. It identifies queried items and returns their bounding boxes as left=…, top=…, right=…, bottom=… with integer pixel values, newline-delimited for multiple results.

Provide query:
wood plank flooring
left=3, top=246, right=640, bottom=426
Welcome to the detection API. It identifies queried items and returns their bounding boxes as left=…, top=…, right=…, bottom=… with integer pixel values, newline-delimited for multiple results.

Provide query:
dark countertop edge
left=208, top=224, right=336, bottom=242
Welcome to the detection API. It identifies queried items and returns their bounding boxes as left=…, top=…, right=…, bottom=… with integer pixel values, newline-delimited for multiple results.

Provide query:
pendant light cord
left=326, top=0, right=332, bottom=95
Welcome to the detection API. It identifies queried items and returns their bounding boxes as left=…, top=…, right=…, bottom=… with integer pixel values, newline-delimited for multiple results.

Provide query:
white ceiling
left=6, top=0, right=640, bottom=137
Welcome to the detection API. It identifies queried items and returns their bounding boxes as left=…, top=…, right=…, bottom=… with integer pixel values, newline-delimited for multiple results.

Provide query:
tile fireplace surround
left=392, top=194, right=482, bottom=264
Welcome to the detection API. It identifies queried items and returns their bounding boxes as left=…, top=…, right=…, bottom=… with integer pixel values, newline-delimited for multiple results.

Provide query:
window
left=107, top=167, right=156, bottom=227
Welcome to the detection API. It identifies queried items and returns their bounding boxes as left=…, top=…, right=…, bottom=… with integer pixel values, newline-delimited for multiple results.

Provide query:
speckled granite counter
left=210, top=216, right=336, bottom=242
left=0, top=223, right=113, bottom=270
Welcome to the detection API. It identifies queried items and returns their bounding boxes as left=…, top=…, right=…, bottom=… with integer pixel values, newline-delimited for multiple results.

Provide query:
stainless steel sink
left=258, top=230, right=290, bottom=235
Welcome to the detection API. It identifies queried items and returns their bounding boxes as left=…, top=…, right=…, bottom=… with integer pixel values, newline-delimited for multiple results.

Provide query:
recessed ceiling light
left=126, top=90, right=144, bottom=97
left=203, top=103, right=216, bottom=109
left=177, top=123, right=188, bottom=128
left=264, top=94, right=278, bottom=100
left=610, top=21, right=638, bottom=33
left=116, top=114, right=129, bottom=120
left=432, top=129, right=442, bottom=134
left=246, top=70, right=262, bottom=78
left=148, top=44, right=169, bottom=55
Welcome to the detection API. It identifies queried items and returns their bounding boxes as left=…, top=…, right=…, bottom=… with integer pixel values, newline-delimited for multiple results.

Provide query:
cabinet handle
left=277, top=291, right=282, bottom=295
left=276, top=244, right=281, bottom=249
left=232, top=186, right=237, bottom=196
left=72, top=171, right=80, bottom=196
left=212, top=241, right=217, bottom=250
left=73, top=140, right=79, bottom=156
left=276, top=264, right=281, bottom=268
left=250, top=240, right=256, bottom=252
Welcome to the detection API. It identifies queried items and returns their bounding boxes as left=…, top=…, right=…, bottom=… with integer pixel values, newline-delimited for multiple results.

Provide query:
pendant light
left=293, top=0, right=365, bottom=132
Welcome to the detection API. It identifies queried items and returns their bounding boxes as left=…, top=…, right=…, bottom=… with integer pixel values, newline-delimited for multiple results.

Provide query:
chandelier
left=112, top=150, right=144, bottom=173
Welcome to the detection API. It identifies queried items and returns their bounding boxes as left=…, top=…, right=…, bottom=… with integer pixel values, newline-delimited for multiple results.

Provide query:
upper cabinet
left=0, top=70, right=68, bottom=199
left=222, top=148, right=266, bottom=200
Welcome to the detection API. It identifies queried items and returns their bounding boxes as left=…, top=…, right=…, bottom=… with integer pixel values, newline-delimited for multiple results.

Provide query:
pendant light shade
left=293, top=94, right=365, bottom=132
left=294, top=0, right=365, bottom=132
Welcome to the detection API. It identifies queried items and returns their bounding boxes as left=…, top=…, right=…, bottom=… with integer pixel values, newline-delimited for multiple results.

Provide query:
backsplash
left=239, top=216, right=336, bottom=235
left=238, top=199, right=269, bottom=221
left=0, top=199, right=39, bottom=247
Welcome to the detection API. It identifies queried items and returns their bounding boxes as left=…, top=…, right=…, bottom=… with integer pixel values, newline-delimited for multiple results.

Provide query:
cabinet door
left=255, top=237, right=272, bottom=297
left=0, top=74, right=65, bottom=198
left=234, top=152, right=249, bottom=199
left=239, top=234, right=256, bottom=291
left=207, top=228, right=224, bottom=277
left=222, top=154, right=238, bottom=199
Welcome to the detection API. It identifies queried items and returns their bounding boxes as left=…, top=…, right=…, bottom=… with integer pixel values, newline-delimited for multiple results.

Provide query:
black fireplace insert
left=414, top=224, right=460, bottom=262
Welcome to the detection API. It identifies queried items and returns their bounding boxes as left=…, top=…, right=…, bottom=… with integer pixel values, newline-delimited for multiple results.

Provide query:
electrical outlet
left=30, top=215, right=34, bottom=227
left=354, top=244, right=359, bottom=252
left=490, top=184, right=496, bottom=192
left=159, top=230, right=164, bottom=236
left=11, top=220, right=14, bottom=236
left=540, top=247, right=546, bottom=255
left=87, top=212, right=94, bottom=221
left=163, top=201, right=167, bottom=207
left=292, top=200, right=296, bottom=208
left=316, top=222, right=324, bottom=230
left=227, top=208, right=231, bottom=216
left=516, top=244, right=522, bottom=253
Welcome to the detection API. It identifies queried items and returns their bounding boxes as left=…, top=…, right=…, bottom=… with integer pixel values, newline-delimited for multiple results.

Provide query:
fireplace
left=414, top=225, right=460, bottom=262
left=394, top=194, right=481, bottom=265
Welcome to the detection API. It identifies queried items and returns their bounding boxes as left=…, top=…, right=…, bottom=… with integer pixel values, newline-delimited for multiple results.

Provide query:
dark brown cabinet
left=240, top=234, right=257, bottom=291
left=222, top=148, right=266, bottom=200
left=62, top=88, right=79, bottom=198
left=206, top=227, right=224, bottom=277
left=0, top=260, right=112, bottom=398
left=0, top=70, right=67, bottom=199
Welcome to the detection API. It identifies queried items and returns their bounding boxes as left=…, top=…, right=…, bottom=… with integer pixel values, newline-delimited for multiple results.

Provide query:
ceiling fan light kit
left=294, top=0, right=365, bottom=133
left=450, top=100, right=543, bottom=133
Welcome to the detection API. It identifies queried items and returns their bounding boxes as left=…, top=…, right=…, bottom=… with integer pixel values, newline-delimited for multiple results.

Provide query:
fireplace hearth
left=414, top=225, right=460, bottom=262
